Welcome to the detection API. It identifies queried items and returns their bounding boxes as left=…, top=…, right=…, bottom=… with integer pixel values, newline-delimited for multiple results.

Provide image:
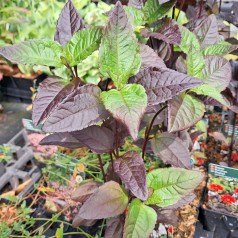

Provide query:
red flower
left=209, top=183, right=224, bottom=192
left=197, top=158, right=204, bottom=165
left=231, top=153, right=238, bottom=161
left=167, top=226, right=173, bottom=234
left=148, top=166, right=154, bottom=171
left=220, top=194, right=236, bottom=205
left=201, top=143, right=206, bottom=149
left=234, top=188, right=238, bottom=194
left=221, top=144, right=227, bottom=150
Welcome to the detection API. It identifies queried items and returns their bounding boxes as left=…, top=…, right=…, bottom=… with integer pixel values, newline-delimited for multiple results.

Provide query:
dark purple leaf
left=168, top=94, right=205, bottom=132
left=186, top=15, right=207, bottom=31
left=106, top=163, right=121, bottom=184
left=71, top=126, right=114, bottom=153
left=54, top=0, right=86, bottom=47
left=78, top=181, right=128, bottom=219
left=128, top=0, right=144, bottom=9
left=72, top=214, right=97, bottom=227
left=42, top=84, right=109, bottom=133
left=151, top=132, right=192, bottom=169
left=146, top=104, right=165, bottom=114
left=186, top=5, right=201, bottom=20
left=71, top=181, right=101, bottom=203
left=193, top=14, right=219, bottom=49
left=134, top=139, right=153, bottom=153
left=33, top=76, right=80, bottom=126
left=41, top=125, right=114, bottom=153
left=131, top=67, right=202, bottom=105
left=142, top=110, right=165, bottom=126
left=141, top=19, right=181, bottom=45
left=176, top=56, right=187, bottom=74
left=148, top=38, right=171, bottom=61
left=190, top=131, right=204, bottom=141
left=175, top=130, right=192, bottom=149
left=104, top=217, right=124, bottom=238
left=186, top=5, right=207, bottom=31
left=113, top=151, right=148, bottom=201
left=103, top=118, right=129, bottom=148
left=195, top=95, right=222, bottom=106
left=156, top=208, right=178, bottom=226
left=140, top=44, right=166, bottom=69
left=40, top=132, right=84, bottom=148
left=228, top=105, right=238, bottom=114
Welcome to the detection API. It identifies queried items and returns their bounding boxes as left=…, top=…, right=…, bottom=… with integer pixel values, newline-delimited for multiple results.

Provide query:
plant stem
left=65, top=63, right=76, bottom=79
left=74, top=66, right=78, bottom=78
left=219, top=0, right=222, bottom=13
left=110, top=152, right=114, bottom=173
left=228, top=112, right=237, bottom=166
left=53, top=232, right=93, bottom=238
left=115, top=120, right=119, bottom=158
left=98, top=154, right=106, bottom=182
left=199, top=0, right=204, bottom=18
left=142, top=105, right=167, bottom=159
left=176, top=0, right=185, bottom=21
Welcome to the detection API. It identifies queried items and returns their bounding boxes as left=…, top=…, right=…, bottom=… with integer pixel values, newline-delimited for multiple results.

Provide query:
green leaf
left=146, top=168, right=203, bottom=207
left=123, top=199, right=157, bottom=238
left=101, top=84, right=147, bottom=140
left=63, top=27, right=102, bottom=66
left=56, top=223, right=64, bottom=238
left=201, top=56, right=231, bottom=92
left=168, top=93, right=205, bottom=132
left=187, top=47, right=205, bottom=78
left=179, top=26, right=200, bottom=54
left=143, top=0, right=176, bottom=25
left=99, top=2, right=141, bottom=89
left=0, top=39, right=63, bottom=67
left=196, top=120, right=207, bottom=139
left=202, top=41, right=238, bottom=56
left=191, top=84, right=229, bottom=105
left=124, top=6, right=145, bottom=27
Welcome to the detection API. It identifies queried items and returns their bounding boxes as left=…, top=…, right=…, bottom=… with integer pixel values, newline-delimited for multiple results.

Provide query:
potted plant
left=1, top=0, right=237, bottom=236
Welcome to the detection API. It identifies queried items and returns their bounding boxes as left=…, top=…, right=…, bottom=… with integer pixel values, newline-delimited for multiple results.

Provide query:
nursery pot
left=0, top=74, right=46, bottom=103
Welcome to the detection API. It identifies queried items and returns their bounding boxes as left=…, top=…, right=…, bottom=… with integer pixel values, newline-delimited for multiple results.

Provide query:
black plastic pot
left=0, top=74, right=46, bottom=103
left=196, top=206, right=238, bottom=238
left=195, top=183, right=238, bottom=238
